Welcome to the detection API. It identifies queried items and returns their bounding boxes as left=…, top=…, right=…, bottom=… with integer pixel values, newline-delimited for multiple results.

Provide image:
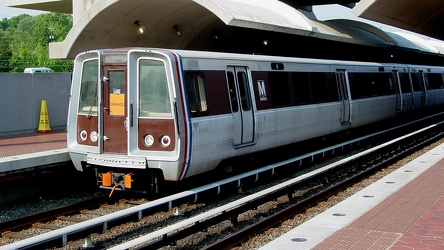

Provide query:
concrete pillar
left=73, top=0, right=98, bottom=24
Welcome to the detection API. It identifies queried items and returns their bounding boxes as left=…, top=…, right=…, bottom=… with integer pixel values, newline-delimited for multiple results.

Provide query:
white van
left=24, top=67, right=52, bottom=73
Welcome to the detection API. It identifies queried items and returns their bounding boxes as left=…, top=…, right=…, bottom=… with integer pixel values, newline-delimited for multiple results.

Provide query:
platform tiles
left=0, top=132, right=69, bottom=174
left=260, top=142, right=444, bottom=250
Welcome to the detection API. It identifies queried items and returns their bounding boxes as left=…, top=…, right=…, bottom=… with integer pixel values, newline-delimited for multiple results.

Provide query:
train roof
left=98, top=47, right=444, bottom=71
left=122, top=47, right=404, bottom=68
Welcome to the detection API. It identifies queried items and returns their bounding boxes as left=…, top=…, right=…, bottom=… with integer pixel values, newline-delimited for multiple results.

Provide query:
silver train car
left=67, top=48, right=444, bottom=192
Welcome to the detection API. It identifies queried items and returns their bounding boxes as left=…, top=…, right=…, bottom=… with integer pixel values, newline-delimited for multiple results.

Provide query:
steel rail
left=0, top=195, right=109, bottom=233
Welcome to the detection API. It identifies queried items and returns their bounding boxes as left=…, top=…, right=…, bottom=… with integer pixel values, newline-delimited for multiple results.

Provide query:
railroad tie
left=100, top=204, right=123, bottom=210
left=80, top=209, right=108, bottom=216
left=57, top=216, right=87, bottom=222
left=1, top=231, right=31, bottom=239
left=32, top=222, right=62, bottom=230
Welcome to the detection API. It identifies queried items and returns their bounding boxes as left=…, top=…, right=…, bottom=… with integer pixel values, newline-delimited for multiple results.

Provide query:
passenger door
left=336, top=69, right=352, bottom=125
left=226, top=66, right=255, bottom=148
left=102, top=67, right=128, bottom=154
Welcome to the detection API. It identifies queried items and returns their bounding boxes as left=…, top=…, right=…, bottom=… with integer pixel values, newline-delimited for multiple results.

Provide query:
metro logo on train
left=257, top=80, right=268, bottom=101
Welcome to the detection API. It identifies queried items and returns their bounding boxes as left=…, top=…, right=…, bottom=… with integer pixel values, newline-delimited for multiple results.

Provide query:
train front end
left=67, top=49, right=189, bottom=193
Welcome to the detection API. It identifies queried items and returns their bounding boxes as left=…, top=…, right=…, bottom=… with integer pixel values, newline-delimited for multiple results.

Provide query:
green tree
left=0, top=17, right=12, bottom=72
left=4, top=13, right=73, bottom=72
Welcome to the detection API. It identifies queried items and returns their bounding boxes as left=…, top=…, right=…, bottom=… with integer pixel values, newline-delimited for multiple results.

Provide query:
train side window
left=399, top=73, right=412, bottom=93
left=227, top=72, right=239, bottom=112
left=139, top=59, right=172, bottom=118
left=427, top=73, right=444, bottom=90
left=326, top=72, right=340, bottom=101
left=269, top=72, right=291, bottom=107
left=185, top=72, right=208, bottom=115
left=411, top=73, right=422, bottom=92
left=350, top=73, right=393, bottom=99
left=310, top=72, right=330, bottom=103
left=348, top=73, right=362, bottom=99
left=292, top=72, right=311, bottom=105
left=78, top=59, right=98, bottom=115
left=377, top=73, right=394, bottom=96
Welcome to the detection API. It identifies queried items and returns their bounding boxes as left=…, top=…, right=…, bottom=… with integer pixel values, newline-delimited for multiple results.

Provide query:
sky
left=0, top=0, right=47, bottom=18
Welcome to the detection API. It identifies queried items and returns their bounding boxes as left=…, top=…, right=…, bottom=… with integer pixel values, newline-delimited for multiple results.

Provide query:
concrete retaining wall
left=0, top=73, right=72, bottom=136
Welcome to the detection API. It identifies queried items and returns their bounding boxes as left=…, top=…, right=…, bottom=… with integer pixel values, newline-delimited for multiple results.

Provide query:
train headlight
left=90, top=131, right=98, bottom=142
left=144, top=135, right=154, bottom=147
left=80, top=130, right=88, bottom=141
left=160, top=135, right=171, bottom=147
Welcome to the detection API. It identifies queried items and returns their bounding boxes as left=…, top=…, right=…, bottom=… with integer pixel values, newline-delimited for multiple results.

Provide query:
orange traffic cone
left=37, top=100, right=51, bottom=133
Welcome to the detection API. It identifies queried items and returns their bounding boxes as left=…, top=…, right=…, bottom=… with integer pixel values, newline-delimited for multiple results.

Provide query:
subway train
left=67, top=48, right=444, bottom=192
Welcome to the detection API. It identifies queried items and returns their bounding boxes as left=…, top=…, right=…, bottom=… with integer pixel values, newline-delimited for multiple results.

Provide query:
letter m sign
left=257, top=80, right=267, bottom=101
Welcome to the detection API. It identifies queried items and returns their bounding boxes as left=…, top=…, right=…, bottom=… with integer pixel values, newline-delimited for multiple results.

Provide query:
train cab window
left=78, top=59, right=98, bottom=115
left=185, top=72, right=208, bottom=115
left=427, top=73, right=444, bottom=90
left=138, top=59, right=172, bottom=118
left=269, top=72, right=291, bottom=107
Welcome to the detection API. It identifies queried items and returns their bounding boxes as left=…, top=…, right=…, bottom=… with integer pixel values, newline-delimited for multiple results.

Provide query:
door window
left=237, top=71, right=251, bottom=111
left=108, top=71, right=125, bottom=116
left=227, top=71, right=239, bottom=112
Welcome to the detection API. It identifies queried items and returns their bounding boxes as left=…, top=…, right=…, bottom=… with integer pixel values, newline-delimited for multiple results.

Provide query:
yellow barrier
left=37, top=100, right=51, bottom=133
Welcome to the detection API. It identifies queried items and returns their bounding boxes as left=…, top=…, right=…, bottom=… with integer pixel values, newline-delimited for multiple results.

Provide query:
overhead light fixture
left=211, top=30, right=220, bottom=40
left=134, top=20, right=145, bottom=35
left=263, top=39, right=269, bottom=46
left=173, top=25, right=182, bottom=37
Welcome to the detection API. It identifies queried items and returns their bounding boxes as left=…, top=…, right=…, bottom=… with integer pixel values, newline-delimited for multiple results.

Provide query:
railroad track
left=113, top=122, right=444, bottom=250
left=1, top=116, right=443, bottom=249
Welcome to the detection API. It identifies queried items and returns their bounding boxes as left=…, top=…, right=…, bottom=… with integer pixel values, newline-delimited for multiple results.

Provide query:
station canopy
left=6, top=0, right=444, bottom=63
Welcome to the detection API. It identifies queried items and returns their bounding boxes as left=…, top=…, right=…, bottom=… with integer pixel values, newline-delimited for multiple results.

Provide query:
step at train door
left=102, top=66, right=128, bottom=154
left=336, top=69, right=352, bottom=125
left=226, top=66, right=256, bottom=148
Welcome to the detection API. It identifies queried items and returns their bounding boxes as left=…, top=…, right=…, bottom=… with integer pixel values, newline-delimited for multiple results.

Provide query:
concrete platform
left=261, top=142, right=444, bottom=249
left=0, top=131, right=69, bottom=176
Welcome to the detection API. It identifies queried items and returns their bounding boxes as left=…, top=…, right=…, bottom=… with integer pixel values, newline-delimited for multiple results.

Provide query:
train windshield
left=78, top=59, right=99, bottom=115
left=139, top=59, right=172, bottom=118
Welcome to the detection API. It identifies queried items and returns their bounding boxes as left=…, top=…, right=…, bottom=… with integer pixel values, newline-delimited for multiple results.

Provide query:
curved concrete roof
left=353, top=0, right=444, bottom=41
left=8, top=0, right=444, bottom=61
left=48, top=0, right=391, bottom=59
left=50, top=0, right=318, bottom=58
left=44, top=0, right=444, bottom=62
